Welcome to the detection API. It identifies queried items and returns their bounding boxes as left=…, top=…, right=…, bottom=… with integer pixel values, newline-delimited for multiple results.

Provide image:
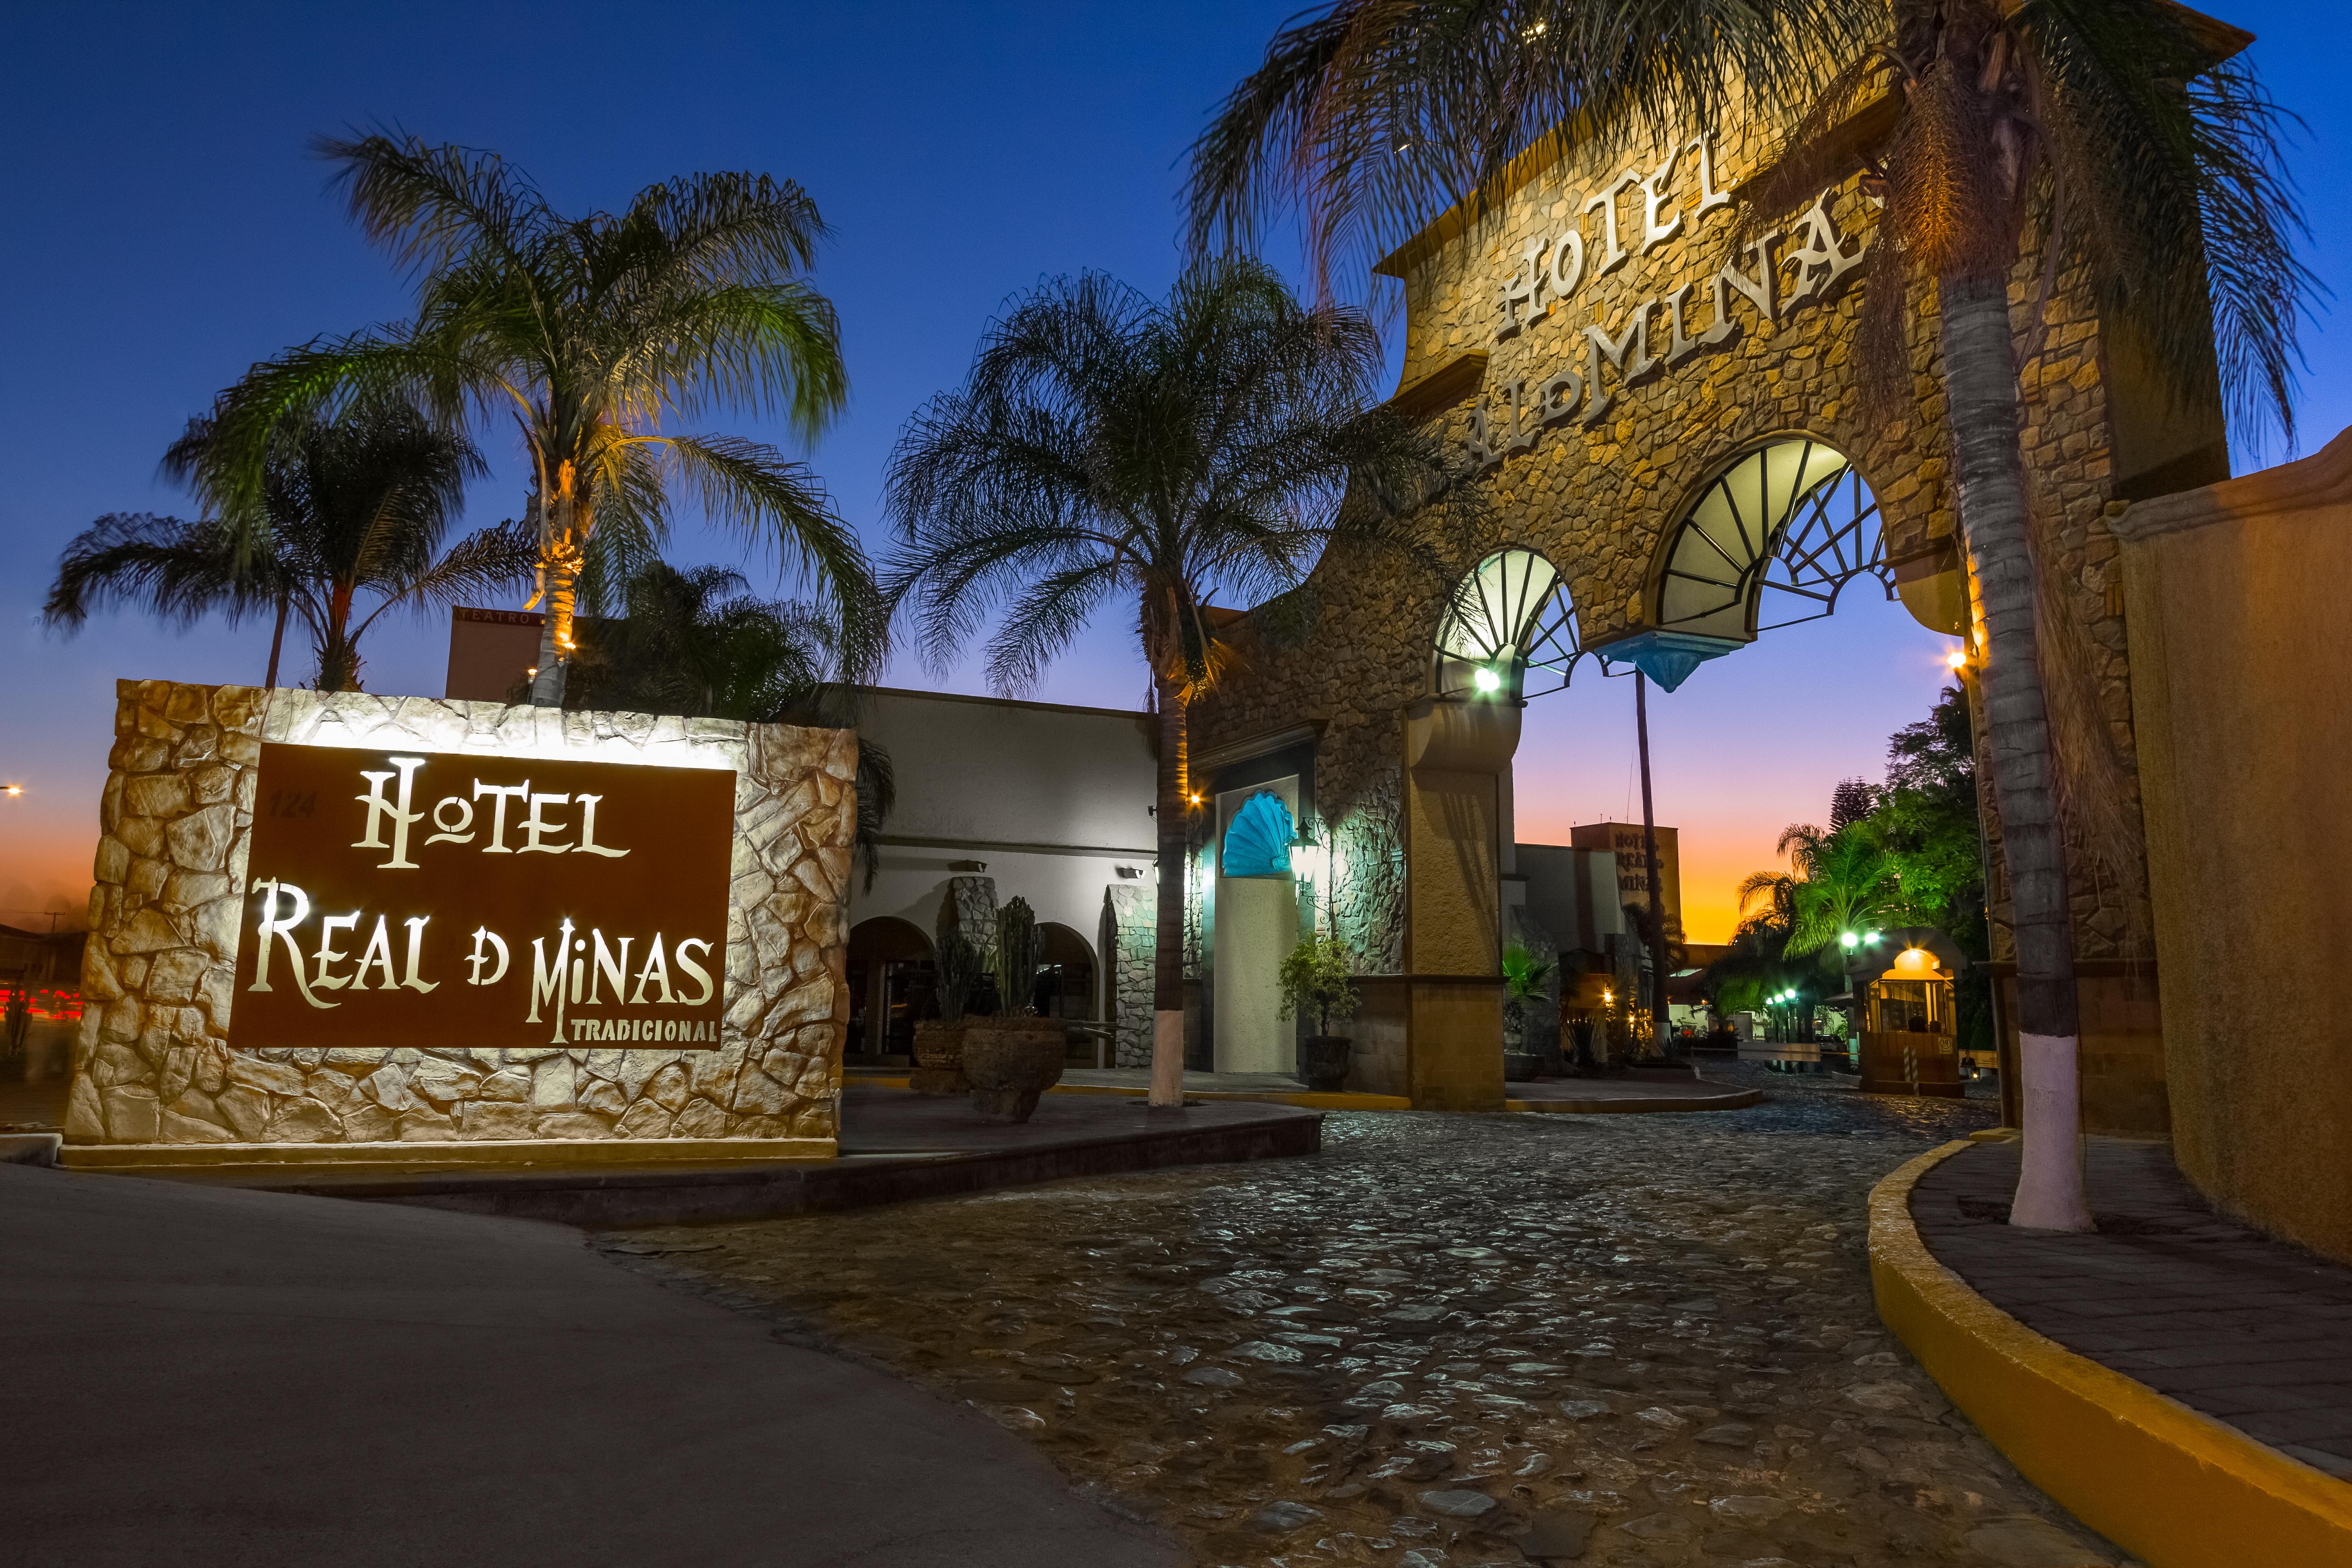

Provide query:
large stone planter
left=1298, top=1035, right=1352, bottom=1093
left=961, top=1018, right=1066, bottom=1122
left=1503, top=1050, right=1544, bottom=1082
left=911, top=1019, right=967, bottom=1096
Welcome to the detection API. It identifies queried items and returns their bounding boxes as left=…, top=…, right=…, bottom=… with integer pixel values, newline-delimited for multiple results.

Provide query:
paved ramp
left=0, top=1162, right=1177, bottom=1567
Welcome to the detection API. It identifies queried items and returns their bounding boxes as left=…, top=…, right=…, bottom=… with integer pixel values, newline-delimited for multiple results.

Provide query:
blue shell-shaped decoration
left=1221, top=791, right=1295, bottom=878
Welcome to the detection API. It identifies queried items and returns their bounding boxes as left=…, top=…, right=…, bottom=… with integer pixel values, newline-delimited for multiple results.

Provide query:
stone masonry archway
left=1191, top=102, right=2204, bottom=1123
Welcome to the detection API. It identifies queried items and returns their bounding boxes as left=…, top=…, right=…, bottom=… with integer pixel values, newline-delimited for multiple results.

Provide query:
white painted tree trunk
left=1937, top=274, right=2092, bottom=1232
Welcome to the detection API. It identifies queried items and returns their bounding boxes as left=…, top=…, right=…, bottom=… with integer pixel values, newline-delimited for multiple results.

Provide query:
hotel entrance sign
left=235, top=743, right=734, bottom=1052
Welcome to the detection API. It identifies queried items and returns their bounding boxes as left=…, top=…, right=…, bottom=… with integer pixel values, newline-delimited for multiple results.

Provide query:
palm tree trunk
left=529, top=491, right=574, bottom=709
left=1939, top=273, right=2091, bottom=1233
left=1635, top=672, right=1671, bottom=1058
left=529, top=583, right=568, bottom=707
left=264, top=591, right=289, bottom=690
left=1150, top=670, right=1190, bottom=1107
left=319, top=580, right=361, bottom=691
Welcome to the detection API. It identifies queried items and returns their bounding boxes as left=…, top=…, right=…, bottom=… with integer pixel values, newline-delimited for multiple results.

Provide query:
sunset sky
left=4, top=0, right=2345, bottom=944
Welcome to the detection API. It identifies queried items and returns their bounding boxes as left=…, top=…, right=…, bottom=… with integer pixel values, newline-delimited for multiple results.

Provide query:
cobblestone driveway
left=618, top=1073, right=2123, bottom=1568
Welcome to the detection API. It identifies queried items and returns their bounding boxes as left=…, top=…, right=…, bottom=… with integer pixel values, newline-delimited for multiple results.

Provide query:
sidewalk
left=1872, top=1135, right=2352, bottom=1568
left=0, top=1158, right=1179, bottom=1567
left=1913, top=1137, right=2352, bottom=1478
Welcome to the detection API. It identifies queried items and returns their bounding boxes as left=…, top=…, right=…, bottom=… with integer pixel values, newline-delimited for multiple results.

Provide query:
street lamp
left=1473, top=665, right=1503, bottom=694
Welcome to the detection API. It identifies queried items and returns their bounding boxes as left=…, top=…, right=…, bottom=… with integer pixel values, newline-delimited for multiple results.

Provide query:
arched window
left=1221, top=791, right=1296, bottom=878
left=1656, top=438, right=1889, bottom=641
left=1434, top=547, right=1583, bottom=699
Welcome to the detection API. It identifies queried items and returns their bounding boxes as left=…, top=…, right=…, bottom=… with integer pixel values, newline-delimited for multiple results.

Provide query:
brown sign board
left=235, top=743, right=735, bottom=1052
left=1568, top=821, right=1683, bottom=941
left=444, top=606, right=544, bottom=702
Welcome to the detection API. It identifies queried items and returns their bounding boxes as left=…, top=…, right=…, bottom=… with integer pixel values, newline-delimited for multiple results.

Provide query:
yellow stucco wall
left=2116, top=428, right=2352, bottom=1262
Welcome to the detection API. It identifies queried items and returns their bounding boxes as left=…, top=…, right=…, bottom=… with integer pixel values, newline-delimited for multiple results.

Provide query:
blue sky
left=2, top=0, right=2342, bottom=938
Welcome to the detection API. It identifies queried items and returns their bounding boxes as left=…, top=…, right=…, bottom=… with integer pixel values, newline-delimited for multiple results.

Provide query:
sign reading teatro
left=236, top=743, right=734, bottom=1052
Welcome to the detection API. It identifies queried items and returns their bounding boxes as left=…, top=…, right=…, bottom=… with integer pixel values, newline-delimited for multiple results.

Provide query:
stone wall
left=1328, top=768, right=1406, bottom=976
left=69, top=681, right=855, bottom=1153
left=1107, top=882, right=1155, bottom=1067
left=940, top=873, right=999, bottom=960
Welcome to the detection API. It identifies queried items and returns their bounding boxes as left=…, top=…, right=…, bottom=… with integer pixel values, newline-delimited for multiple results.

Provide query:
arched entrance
left=1188, top=107, right=2183, bottom=1128
left=846, top=916, right=932, bottom=1064
left=1391, top=443, right=1941, bottom=1104
left=1034, top=921, right=1097, bottom=1022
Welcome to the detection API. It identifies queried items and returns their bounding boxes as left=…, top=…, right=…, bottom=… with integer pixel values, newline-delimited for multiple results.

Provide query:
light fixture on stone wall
left=1288, top=818, right=1327, bottom=885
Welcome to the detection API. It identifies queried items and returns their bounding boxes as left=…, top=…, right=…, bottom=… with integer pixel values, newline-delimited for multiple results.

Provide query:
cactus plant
left=934, top=933, right=984, bottom=1024
left=994, top=897, right=1040, bottom=1016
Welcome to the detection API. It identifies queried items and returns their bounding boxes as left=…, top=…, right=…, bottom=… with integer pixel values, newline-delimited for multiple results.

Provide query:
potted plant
left=1501, top=943, right=1555, bottom=1082
left=962, top=898, right=1067, bottom=1122
left=912, top=933, right=983, bottom=1094
left=1277, top=933, right=1358, bottom=1092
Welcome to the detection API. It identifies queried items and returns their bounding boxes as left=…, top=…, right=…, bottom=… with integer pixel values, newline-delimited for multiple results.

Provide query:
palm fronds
left=1186, top=0, right=1884, bottom=293
left=49, top=404, right=525, bottom=691
left=886, top=257, right=1474, bottom=697
left=199, top=132, right=876, bottom=689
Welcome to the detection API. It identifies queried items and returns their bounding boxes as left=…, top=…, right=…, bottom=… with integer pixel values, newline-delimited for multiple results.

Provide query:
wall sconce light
left=1288, top=819, right=1328, bottom=884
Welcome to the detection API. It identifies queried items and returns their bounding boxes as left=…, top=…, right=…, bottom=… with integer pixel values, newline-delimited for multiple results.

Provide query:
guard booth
left=1859, top=944, right=1963, bottom=1098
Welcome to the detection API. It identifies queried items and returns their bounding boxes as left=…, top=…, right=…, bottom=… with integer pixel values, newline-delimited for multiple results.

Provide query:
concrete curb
left=0, top=1132, right=62, bottom=1166
left=853, top=1077, right=1759, bottom=1115
left=88, top=1106, right=1325, bottom=1229
left=1047, top=1082, right=1412, bottom=1112
left=1870, top=1141, right=2352, bottom=1568
left=856, top=1076, right=1413, bottom=1112
left=57, top=1135, right=833, bottom=1171
left=1505, top=1088, right=1762, bottom=1115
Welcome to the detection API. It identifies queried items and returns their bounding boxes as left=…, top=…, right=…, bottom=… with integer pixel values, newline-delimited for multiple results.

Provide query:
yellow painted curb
left=1871, top=1142, right=2352, bottom=1568
left=1505, top=1088, right=1762, bottom=1115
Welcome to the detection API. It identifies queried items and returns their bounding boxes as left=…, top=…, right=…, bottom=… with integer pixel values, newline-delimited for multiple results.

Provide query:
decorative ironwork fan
left=1656, top=438, right=1891, bottom=642
left=1434, top=548, right=1586, bottom=699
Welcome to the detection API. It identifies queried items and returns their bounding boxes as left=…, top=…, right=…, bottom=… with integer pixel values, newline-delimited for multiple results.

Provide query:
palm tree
left=47, top=407, right=533, bottom=691
left=1187, top=1, right=2313, bottom=1231
left=885, top=260, right=1471, bottom=1106
left=1781, top=827, right=1902, bottom=958
left=562, top=560, right=833, bottom=721
left=559, top=558, right=897, bottom=892
left=187, top=132, right=880, bottom=707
